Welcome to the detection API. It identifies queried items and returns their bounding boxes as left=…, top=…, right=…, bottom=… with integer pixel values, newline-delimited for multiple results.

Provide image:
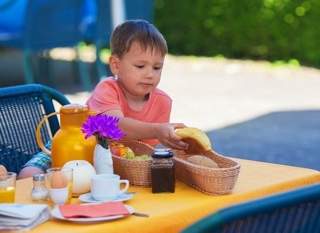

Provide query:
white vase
left=93, top=143, right=114, bottom=174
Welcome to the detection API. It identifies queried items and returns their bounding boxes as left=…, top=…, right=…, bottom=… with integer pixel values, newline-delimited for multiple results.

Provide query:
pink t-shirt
left=86, top=78, right=172, bottom=145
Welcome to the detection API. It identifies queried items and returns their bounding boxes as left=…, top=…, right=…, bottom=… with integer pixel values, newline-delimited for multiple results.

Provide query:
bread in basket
left=174, top=150, right=240, bottom=194
left=174, top=127, right=240, bottom=194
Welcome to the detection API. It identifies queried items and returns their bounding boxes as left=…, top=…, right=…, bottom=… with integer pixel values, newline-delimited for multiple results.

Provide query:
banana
left=175, top=127, right=212, bottom=151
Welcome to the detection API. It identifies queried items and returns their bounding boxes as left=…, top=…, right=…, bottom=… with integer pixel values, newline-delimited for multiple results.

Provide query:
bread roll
left=187, top=155, right=219, bottom=168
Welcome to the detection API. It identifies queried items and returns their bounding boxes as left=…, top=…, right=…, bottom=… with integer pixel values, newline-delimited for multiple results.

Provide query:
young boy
left=87, top=19, right=187, bottom=150
left=18, top=20, right=186, bottom=179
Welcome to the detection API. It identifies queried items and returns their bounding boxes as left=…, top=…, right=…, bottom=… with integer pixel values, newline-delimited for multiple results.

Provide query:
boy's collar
left=144, top=93, right=150, bottom=100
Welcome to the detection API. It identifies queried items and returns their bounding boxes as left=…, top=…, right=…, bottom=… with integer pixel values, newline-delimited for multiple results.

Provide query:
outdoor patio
left=1, top=0, right=320, bottom=232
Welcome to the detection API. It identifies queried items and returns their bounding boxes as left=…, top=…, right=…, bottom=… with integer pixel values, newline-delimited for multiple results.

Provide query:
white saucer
left=79, top=192, right=134, bottom=203
left=51, top=205, right=134, bottom=222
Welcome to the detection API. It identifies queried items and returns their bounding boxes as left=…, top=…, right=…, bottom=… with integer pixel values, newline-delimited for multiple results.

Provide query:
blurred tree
left=155, top=0, right=320, bottom=67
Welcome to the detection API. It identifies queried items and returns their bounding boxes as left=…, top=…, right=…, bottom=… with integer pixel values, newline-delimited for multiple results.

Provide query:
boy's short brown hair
left=110, top=19, right=167, bottom=58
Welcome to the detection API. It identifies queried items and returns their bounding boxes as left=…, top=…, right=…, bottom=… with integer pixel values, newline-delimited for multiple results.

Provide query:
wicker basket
left=174, top=150, right=240, bottom=195
left=111, top=140, right=153, bottom=186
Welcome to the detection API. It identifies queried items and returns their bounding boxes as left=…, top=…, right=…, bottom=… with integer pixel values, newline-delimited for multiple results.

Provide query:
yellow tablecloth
left=16, top=159, right=320, bottom=233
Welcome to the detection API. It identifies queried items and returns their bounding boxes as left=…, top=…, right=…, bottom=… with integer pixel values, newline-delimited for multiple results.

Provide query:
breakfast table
left=16, top=158, right=320, bottom=233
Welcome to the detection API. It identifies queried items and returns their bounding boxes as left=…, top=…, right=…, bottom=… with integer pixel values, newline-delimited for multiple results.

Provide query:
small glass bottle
left=151, top=148, right=175, bottom=193
left=31, top=174, right=48, bottom=202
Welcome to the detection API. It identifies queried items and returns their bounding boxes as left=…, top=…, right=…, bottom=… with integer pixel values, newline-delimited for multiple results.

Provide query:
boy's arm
left=106, top=110, right=187, bottom=150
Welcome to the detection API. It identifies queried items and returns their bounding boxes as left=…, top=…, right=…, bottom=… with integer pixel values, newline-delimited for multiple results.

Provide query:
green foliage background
left=154, top=0, right=320, bottom=67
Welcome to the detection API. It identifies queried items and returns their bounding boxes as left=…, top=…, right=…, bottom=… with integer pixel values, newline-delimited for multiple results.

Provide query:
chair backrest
left=0, top=84, right=70, bottom=173
left=182, top=184, right=320, bottom=233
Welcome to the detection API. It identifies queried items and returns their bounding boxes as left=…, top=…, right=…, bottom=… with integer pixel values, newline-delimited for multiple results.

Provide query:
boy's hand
left=154, top=123, right=188, bottom=150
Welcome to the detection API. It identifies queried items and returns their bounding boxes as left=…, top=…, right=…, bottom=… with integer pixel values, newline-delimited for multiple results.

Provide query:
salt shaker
left=151, top=147, right=175, bottom=193
left=31, top=174, right=48, bottom=201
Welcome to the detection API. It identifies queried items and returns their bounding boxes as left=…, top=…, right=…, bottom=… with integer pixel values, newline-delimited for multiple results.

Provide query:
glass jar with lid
left=151, top=148, right=175, bottom=193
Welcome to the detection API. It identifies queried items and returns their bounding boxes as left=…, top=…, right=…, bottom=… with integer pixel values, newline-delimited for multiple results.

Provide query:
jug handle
left=36, top=112, right=59, bottom=155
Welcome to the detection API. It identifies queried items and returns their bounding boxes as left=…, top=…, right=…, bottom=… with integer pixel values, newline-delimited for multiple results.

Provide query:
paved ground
left=64, top=56, right=320, bottom=170
left=2, top=51, right=320, bottom=170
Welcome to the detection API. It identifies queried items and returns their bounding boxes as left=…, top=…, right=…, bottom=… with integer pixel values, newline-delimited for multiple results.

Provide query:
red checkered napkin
left=59, top=202, right=129, bottom=218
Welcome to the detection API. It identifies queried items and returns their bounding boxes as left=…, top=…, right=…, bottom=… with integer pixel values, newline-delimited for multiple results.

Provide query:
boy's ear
left=109, top=55, right=120, bottom=75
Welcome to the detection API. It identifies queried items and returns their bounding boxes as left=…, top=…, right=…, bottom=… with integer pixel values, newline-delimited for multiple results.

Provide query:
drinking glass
left=0, top=172, right=16, bottom=203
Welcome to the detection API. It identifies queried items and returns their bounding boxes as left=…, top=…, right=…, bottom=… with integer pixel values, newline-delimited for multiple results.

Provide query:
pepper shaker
left=151, top=148, right=175, bottom=193
left=31, top=174, right=48, bottom=201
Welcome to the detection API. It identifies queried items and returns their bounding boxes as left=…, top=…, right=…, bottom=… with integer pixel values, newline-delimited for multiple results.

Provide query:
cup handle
left=119, top=180, right=129, bottom=194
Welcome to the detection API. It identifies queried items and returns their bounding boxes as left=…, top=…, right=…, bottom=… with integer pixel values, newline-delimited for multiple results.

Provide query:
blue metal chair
left=182, top=184, right=320, bottom=233
left=0, top=84, right=70, bottom=173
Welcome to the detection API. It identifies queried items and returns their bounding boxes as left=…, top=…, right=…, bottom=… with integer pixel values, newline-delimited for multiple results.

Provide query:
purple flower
left=81, top=115, right=125, bottom=141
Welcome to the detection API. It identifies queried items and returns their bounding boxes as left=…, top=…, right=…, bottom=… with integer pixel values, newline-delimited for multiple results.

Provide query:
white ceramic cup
left=91, top=174, right=129, bottom=201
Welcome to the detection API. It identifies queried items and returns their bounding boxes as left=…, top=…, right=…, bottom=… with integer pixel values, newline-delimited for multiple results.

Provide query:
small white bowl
left=49, top=187, right=69, bottom=204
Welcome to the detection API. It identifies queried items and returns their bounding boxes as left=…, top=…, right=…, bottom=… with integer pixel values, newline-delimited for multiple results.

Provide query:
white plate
left=51, top=205, right=134, bottom=223
left=79, top=192, right=134, bottom=203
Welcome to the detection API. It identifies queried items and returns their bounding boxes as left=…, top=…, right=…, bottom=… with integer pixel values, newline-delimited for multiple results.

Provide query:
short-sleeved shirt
left=86, top=77, right=172, bottom=145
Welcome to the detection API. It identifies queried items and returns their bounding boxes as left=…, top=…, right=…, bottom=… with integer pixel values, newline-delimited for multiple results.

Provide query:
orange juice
left=0, top=187, right=15, bottom=203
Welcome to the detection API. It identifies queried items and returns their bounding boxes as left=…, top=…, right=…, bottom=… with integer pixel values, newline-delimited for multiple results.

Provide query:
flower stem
left=96, top=135, right=109, bottom=149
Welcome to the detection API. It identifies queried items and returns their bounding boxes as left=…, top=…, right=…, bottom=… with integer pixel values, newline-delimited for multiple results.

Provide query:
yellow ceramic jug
left=36, top=104, right=96, bottom=167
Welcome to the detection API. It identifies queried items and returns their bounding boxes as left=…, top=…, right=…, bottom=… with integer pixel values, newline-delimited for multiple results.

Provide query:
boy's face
left=109, top=41, right=165, bottom=99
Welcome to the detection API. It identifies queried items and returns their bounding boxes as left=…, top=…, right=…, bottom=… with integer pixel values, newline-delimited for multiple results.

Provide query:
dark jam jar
left=151, top=148, right=175, bottom=193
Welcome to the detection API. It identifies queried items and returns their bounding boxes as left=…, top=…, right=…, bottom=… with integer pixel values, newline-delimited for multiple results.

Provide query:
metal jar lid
left=32, top=173, right=46, bottom=181
left=152, top=148, right=173, bottom=159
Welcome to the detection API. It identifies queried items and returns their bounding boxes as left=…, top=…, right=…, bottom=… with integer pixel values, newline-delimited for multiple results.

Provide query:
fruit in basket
left=175, top=127, right=212, bottom=154
left=132, top=154, right=151, bottom=161
left=111, top=143, right=134, bottom=158
left=110, top=143, right=150, bottom=160
left=110, top=143, right=125, bottom=156
left=124, top=148, right=135, bottom=159
left=187, top=155, right=219, bottom=168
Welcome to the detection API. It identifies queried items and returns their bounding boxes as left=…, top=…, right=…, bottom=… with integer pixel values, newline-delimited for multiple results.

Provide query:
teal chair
left=0, top=84, right=70, bottom=173
left=182, top=184, right=320, bottom=233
